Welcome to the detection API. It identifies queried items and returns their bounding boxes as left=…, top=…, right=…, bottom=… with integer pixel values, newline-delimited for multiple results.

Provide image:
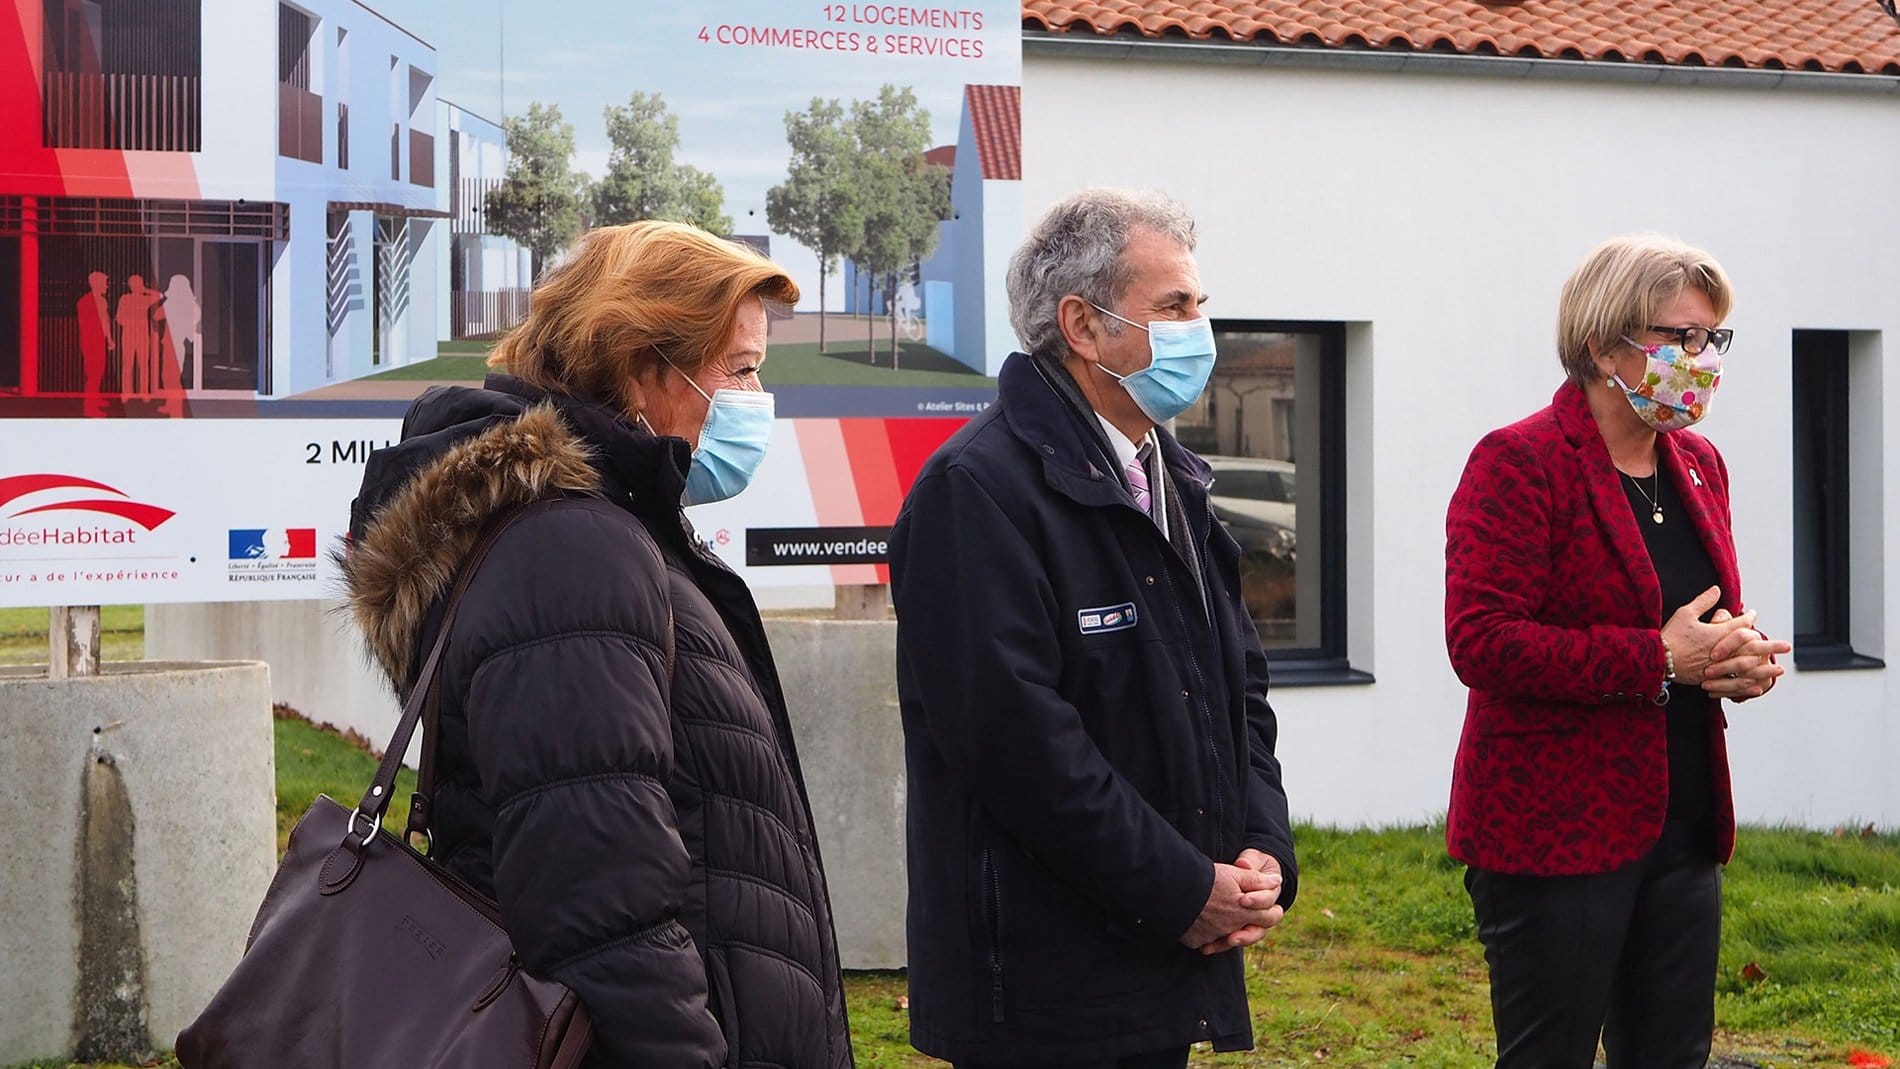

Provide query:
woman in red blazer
left=1444, top=234, right=1790, bottom=1069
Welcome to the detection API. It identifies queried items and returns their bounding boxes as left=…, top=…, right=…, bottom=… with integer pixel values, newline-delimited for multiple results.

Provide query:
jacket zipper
left=1159, top=508, right=1228, bottom=859
left=981, top=847, right=1005, bottom=1023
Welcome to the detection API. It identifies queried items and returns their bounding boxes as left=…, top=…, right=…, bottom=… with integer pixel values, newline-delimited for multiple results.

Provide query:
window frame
left=1791, top=329, right=1884, bottom=670
left=1206, top=318, right=1370, bottom=686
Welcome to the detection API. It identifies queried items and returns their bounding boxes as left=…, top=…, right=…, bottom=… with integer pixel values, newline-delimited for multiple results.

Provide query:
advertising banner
left=0, top=0, right=1020, bottom=606
left=1, top=420, right=388, bottom=604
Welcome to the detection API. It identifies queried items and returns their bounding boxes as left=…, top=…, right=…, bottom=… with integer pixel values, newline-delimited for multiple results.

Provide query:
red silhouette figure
left=76, top=270, right=114, bottom=416
left=116, top=273, right=163, bottom=397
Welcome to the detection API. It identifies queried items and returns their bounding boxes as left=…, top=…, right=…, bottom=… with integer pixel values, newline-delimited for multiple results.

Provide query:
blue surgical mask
left=667, top=360, right=775, bottom=505
left=1088, top=305, right=1218, bottom=423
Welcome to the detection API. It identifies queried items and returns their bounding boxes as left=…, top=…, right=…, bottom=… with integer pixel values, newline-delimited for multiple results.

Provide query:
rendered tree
left=484, top=102, right=586, bottom=281
left=848, top=86, right=950, bottom=368
left=891, top=161, right=951, bottom=366
left=594, top=91, right=732, bottom=236
left=765, top=98, right=863, bottom=353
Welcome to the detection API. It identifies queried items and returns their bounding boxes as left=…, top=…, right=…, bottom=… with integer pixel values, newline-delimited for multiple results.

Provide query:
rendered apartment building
left=1, top=0, right=453, bottom=412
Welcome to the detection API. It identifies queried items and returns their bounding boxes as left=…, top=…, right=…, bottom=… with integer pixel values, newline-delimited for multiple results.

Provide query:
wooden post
left=833, top=584, right=890, bottom=621
left=49, top=606, right=102, bottom=680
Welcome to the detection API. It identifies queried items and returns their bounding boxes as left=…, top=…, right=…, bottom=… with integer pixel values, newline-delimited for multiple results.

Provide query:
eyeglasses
left=1645, top=325, right=1733, bottom=355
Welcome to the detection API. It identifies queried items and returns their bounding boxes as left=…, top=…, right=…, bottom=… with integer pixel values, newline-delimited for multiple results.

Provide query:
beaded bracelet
left=1654, top=635, right=1677, bottom=705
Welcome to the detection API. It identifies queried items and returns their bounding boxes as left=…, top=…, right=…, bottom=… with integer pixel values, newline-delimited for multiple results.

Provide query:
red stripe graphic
left=14, top=499, right=177, bottom=529
left=886, top=419, right=967, bottom=489
left=840, top=419, right=904, bottom=526
left=0, top=473, right=126, bottom=508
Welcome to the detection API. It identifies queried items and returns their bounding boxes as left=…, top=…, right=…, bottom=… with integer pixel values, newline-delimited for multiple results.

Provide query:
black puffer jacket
left=342, top=375, right=852, bottom=1069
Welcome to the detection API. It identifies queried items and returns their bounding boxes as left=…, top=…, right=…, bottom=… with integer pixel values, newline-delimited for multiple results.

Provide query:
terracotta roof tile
left=1021, top=1, right=1900, bottom=75
left=966, top=84, right=1022, bottom=181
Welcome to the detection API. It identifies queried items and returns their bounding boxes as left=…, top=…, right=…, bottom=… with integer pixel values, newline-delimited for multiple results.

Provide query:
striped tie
left=1126, top=444, right=1152, bottom=518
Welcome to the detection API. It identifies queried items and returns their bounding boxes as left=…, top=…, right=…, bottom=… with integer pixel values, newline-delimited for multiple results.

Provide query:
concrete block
left=764, top=618, right=907, bottom=969
left=0, top=662, right=276, bottom=1064
left=147, top=601, right=913, bottom=969
left=147, top=600, right=402, bottom=753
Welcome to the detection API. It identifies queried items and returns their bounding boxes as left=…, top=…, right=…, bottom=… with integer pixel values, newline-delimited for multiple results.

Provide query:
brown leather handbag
left=177, top=503, right=593, bottom=1068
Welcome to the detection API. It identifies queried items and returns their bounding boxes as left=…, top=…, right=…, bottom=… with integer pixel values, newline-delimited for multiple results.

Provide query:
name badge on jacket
left=1077, top=603, right=1138, bottom=635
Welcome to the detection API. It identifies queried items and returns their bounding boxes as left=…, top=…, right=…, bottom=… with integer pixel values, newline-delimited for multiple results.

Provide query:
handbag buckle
left=347, top=807, right=379, bottom=848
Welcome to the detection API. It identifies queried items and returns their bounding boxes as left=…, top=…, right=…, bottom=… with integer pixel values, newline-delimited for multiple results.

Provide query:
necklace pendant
left=1652, top=506, right=1664, bottom=524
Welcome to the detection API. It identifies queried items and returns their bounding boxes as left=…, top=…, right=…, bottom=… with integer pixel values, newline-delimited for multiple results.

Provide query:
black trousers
left=1465, top=822, right=1721, bottom=1069
left=954, top=1048, right=1189, bottom=1069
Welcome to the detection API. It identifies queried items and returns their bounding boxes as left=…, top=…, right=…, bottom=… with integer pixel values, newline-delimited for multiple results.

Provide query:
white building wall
left=195, top=0, right=278, bottom=200
left=268, top=198, right=322, bottom=395
left=433, top=233, right=453, bottom=341
left=949, top=103, right=988, bottom=374
left=250, top=0, right=437, bottom=396
left=1024, top=52, right=1900, bottom=828
left=433, top=100, right=528, bottom=341
left=405, top=218, right=438, bottom=364
left=434, top=100, right=455, bottom=342
left=977, top=177, right=1022, bottom=376
left=323, top=212, right=370, bottom=380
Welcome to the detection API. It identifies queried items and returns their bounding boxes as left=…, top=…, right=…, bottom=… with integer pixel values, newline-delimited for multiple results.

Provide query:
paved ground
left=279, top=378, right=442, bottom=402
left=770, top=311, right=917, bottom=344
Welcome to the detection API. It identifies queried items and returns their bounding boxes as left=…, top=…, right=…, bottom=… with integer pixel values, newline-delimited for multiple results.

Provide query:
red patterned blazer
left=1445, top=381, right=1742, bottom=875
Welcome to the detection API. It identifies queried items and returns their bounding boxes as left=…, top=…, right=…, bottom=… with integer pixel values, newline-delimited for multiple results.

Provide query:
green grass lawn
left=0, top=605, right=141, bottom=665
left=354, top=339, right=498, bottom=382
left=762, top=339, right=995, bottom=389
left=856, top=826, right=1898, bottom=1067
left=348, top=336, right=995, bottom=389
left=3, top=613, right=1894, bottom=1069
left=270, top=712, right=417, bottom=852
left=361, top=353, right=494, bottom=382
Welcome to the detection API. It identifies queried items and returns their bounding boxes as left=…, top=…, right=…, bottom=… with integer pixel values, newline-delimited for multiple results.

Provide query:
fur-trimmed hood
left=339, top=375, right=690, bottom=689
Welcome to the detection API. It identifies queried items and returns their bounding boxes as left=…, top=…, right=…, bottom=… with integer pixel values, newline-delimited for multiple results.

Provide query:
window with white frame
left=1176, top=321, right=1358, bottom=680
left=1791, top=329, right=1884, bottom=669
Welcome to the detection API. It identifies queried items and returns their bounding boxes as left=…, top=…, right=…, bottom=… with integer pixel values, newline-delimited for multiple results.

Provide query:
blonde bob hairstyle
left=489, top=221, right=798, bottom=416
left=1556, top=233, right=1733, bottom=388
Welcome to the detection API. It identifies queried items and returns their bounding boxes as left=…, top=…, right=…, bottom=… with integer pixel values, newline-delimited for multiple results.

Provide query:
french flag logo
left=228, top=528, right=318, bottom=560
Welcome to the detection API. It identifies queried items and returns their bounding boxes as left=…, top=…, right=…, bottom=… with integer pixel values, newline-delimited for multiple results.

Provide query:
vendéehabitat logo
left=0, top=473, right=176, bottom=548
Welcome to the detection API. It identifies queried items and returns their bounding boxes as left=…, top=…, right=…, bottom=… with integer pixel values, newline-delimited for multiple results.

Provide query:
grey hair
left=1007, top=188, right=1198, bottom=359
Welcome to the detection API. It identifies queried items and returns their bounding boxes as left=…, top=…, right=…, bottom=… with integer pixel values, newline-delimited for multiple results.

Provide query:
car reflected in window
left=1204, top=455, right=1295, bottom=560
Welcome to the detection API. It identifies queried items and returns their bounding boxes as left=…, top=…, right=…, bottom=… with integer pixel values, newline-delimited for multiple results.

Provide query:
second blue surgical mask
left=1088, top=305, right=1218, bottom=423
left=666, top=358, right=776, bottom=506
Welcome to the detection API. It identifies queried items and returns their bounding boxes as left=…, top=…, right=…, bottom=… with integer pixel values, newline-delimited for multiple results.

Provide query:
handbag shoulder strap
left=399, top=500, right=681, bottom=850
left=404, top=687, right=447, bottom=850
left=355, top=499, right=550, bottom=827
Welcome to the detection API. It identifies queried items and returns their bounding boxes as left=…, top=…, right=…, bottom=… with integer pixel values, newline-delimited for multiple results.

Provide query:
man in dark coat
left=890, top=188, right=1299, bottom=1069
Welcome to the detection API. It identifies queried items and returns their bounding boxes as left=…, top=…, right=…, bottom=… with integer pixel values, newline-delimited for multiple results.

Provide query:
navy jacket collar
left=997, top=351, right=1212, bottom=509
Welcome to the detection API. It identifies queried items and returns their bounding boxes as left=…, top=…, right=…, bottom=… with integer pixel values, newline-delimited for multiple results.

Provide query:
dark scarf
left=1025, top=351, right=1210, bottom=617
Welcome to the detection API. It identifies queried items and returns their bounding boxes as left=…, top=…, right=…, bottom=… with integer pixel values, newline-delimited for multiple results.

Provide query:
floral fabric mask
left=1611, top=339, right=1722, bottom=432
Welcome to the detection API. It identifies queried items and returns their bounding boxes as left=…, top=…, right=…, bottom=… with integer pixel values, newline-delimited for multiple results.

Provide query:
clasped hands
left=1662, top=586, right=1792, bottom=701
left=1182, top=848, right=1284, bottom=956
